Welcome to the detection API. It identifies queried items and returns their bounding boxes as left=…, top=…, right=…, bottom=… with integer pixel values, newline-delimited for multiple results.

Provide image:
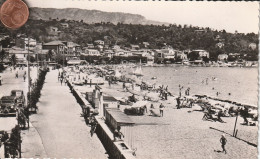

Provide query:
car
left=11, top=90, right=25, bottom=105
left=0, top=96, right=17, bottom=114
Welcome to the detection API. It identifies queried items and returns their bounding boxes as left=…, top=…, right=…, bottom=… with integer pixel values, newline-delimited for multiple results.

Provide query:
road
left=23, top=69, right=107, bottom=158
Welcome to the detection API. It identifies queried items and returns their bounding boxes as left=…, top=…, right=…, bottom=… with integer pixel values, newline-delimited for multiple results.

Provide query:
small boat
left=151, top=77, right=157, bottom=80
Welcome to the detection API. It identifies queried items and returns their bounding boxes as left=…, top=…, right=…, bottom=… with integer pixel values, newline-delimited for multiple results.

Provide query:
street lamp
left=26, top=36, right=30, bottom=128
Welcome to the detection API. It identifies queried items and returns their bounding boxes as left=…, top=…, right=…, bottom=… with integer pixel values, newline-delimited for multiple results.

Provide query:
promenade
left=21, top=69, right=107, bottom=158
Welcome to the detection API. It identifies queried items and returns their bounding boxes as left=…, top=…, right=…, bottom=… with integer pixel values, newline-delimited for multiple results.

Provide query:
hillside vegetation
left=0, top=17, right=258, bottom=61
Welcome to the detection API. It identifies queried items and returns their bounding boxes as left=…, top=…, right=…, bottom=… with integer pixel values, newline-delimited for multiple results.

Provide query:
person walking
left=23, top=74, right=26, bottom=82
left=0, top=75, right=2, bottom=85
left=15, top=71, right=18, bottom=78
left=220, top=134, right=227, bottom=154
left=60, top=77, right=63, bottom=86
left=159, top=103, right=165, bottom=117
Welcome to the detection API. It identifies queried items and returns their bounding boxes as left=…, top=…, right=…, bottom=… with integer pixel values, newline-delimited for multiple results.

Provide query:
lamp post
left=27, top=36, right=30, bottom=128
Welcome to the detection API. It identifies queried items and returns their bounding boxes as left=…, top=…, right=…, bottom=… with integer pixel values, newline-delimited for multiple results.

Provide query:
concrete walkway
left=22, top=69, right=107, bottom=158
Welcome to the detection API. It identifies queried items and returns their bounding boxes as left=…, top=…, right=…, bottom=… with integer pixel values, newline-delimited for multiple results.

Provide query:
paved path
left=22, top=69, right=107, bottom=158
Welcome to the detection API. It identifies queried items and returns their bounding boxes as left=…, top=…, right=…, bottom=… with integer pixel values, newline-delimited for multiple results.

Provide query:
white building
left=218, top=54, right=228, bottom=61
left=24, top=38, right=37, bottom=51
left=249, top=43, right=257, bottom=50
left=8, top=46, right=34, bottom=64
left=192, top=50, right=209, bottom=58
left=94, top=40, right=105, bottom=46
left=83, top=49, right=100, bottom=56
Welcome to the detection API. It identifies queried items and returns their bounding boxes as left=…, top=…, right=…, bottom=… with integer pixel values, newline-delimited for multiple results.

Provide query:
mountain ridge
left=29, top=7, right=170, bottom=26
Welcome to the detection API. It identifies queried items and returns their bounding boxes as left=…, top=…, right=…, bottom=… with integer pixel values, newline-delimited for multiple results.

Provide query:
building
left=249, top=43, right=257, bottom=50
left=47, top=26, right=61, bottom=36
left=130, top=45, right=140, bottom=50
left=176, top=52, right=188, bottom=60
left=83, top=49, right=100, bottom=56
left=95, top=45, right=104, bottom=52
left=218, top=54, right=228, bottom=61
left=103, top=50, right=115, bottom=58
left=112, top=45, right=120, bottom=50
left=143, top=42, right=150, bottom=48
left=193, top=50, right=209, bottom=58
left=8, top=46, right=34, bottom=65
left=42, top=41, right=65, bottom=55
left=60, top=23, right=69, bottom=28
left=87, top=43, right=95, bottom=49
left=216, top=42, right=225, bottom=49
left=94, top=40, right=105, bottom=46
left=24, top=38, right=37, bottom=51
left=114, top=49, right=133, bottom=57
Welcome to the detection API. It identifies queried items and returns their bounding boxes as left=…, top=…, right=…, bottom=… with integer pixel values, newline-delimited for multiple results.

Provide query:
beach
left=69, top=65, right=258, bottom=159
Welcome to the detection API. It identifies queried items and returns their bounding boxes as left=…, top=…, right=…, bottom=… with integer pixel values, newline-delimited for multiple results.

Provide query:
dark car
left=11, top=90, right=25, bottom=105
left=0, top=96, right=17, bottom=114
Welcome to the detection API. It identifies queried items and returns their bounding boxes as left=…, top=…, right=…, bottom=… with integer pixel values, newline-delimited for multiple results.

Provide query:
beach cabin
left=103, top=96, right=118, bottom=108
left=104, top=108, right=135, bottom=149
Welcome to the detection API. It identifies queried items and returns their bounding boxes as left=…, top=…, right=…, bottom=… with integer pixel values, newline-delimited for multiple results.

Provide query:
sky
left=26, top=0, right=259, bottom=34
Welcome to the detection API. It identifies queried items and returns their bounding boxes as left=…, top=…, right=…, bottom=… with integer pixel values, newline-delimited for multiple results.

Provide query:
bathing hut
left=105, top=108, right=135, bottom=149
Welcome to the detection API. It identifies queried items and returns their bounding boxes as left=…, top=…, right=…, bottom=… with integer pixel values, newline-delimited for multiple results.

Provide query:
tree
left=54, top=53, right=66, bottom=65
left=10, top=54, right=17, bottom=66
left=27, top=55, right=36, bottom=63
left=47, top=50, right=54, bottom=61
left=0, top=49, right=8, bottom=62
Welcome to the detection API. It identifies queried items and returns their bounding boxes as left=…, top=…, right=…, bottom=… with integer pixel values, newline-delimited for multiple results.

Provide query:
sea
left=142, top=66, right=258, bottom=106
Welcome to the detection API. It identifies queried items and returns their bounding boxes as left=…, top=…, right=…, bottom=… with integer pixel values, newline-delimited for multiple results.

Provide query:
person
left=241, top=107, right=249, bottom=125
left=176, top=97, right=181, bottom=109
left=90, top=79, right=92, bottom=87
left=217, top=110, right=224, bottom=123
left=123, top=82, right=126, bottom=90
left=58, top=72, right=60, bottom=81
left=187, top=87, right=190, bottom=96
left=159, top=103, right=165, bottom=117
left=150, top=103, right=154, bottom=109
left=60, top=77, right=63, bottom=85
left=0, top=75, right=2, bottom=85
left=23, top=74, right=26, bottom=82
left=113, top=126, right=124, bottom=141
left=220, top=134, right=227, bottom=154
left=64, top=78, right=67, bottom=86
left=15, top=71, right=18, bottom=78
left=164, top=91, right=168, bottom=100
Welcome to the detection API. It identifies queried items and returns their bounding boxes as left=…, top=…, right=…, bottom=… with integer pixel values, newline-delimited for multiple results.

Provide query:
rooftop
left=44, top=41, right=65, bottom=46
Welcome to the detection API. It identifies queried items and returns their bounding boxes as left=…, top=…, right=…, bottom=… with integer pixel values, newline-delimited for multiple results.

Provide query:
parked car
left=11, top=90, right=25, bottom=105
left=0, top=96, right=17, bottom=114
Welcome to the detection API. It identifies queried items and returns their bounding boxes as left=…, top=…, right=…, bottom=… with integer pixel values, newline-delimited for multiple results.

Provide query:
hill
left=29, top=7, right=169, bottom=26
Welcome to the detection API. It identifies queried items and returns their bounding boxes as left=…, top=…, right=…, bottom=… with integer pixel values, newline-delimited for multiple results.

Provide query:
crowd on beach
left=61, top=65, right=258, bottom=127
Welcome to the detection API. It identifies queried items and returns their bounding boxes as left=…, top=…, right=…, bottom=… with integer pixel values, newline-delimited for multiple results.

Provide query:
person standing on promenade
left=220, top=134, right=227, bottom=154
left=60, top=77, right=63, bottom=86
left=58, top=72, right=60, bottom=81
left=159, top=103, right=165, bottom=117
left=23, top=74, right=26, bottom=82
left=176, top=97, right=181, bottom=109
left=15, top=71, right=18, bottom=78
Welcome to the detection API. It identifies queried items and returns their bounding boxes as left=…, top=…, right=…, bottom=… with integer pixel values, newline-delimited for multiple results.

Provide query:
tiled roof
left=43, top=41, right=65, bottom=46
